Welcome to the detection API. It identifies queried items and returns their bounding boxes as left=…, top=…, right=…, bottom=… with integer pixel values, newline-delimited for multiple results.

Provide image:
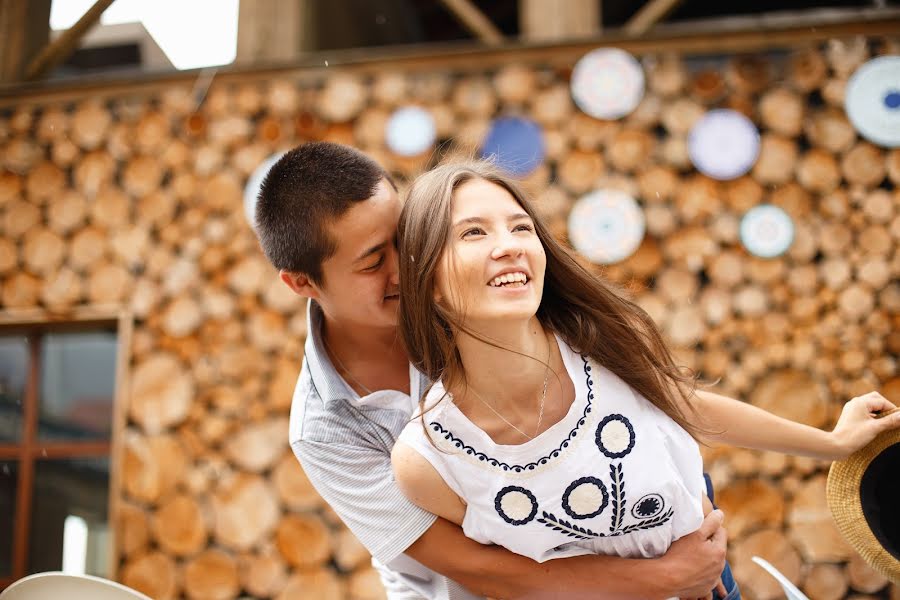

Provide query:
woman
left=392, top=161, right=899, bottom=600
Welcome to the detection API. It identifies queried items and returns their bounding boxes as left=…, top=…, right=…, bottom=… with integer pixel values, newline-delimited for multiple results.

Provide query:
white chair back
left=752, top=556, right=810, bottom=600
left=0, top=572, right=152, bottom=600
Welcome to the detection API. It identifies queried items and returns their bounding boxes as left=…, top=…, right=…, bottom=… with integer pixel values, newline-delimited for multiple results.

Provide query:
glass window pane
left=28, top=457, right=110, bottom=578
left=0, top=336, right=29, bottom=443
left=38, top=331, right=117, bottom=441
left=0, top=460, right=18, bottom=577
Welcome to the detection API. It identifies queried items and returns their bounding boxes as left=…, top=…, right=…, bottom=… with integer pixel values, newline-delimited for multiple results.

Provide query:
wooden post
left=235, top=0, right=314, bottom=65
left=24, top=0, right=115, bottom=80
left=520, top=0, right=600, bottom=41
left=0, top=0, right=51, bottom=83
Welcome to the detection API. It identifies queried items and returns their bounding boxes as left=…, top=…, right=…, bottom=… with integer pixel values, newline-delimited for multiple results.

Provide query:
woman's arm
left=392, top=441, right=729, bottom=599
left=391, top=441, right=467, bottom=525
left=687, top=389, right=900, bottom=460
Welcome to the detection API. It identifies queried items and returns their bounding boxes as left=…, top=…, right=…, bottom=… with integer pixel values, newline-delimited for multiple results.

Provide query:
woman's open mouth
left=488, top=271, right=529, bottom=288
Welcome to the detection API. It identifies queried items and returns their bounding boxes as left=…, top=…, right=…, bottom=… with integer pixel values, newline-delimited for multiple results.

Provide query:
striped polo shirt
left=289, top=301, right=481, bottom=600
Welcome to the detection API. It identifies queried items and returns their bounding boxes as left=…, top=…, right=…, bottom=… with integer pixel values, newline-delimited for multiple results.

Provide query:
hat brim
left=827, top=408, right=900, bottom=584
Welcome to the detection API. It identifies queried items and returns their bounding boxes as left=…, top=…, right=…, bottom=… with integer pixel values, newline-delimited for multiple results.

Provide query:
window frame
left=0, top=307, right=132, bottom=589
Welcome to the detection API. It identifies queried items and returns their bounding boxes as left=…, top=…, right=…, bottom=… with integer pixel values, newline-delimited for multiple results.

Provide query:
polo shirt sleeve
left=292, top=438, right=438, bottom=564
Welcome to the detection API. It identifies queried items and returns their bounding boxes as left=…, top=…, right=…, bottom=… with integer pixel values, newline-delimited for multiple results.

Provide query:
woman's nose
left=490, top=234, right=525, bottom=260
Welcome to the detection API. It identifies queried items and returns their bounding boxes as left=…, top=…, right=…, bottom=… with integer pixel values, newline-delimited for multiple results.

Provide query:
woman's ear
left=280, top=270, right=320, bottom=300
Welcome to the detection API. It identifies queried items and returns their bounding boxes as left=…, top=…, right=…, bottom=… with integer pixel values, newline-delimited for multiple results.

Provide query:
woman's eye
left=364, top=257, right=384, bottom=271
left=462, top=227, right=485, bottom=238
left=513, top=224, right=534, bottom=233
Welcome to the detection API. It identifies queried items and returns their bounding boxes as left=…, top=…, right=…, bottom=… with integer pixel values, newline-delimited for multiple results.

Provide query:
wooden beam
left=520, top=0, right=600, bottom=42
left=236, top=0, right=314, bottom=65
left=2, top=9, right=899, bottom=105
left=439, top=0, right=504, bottom=46
left=23, top=0, right=116, bottom=81
left=0, top=0, right=51, bottom=83
left=624, top=0, right=684, bottom=36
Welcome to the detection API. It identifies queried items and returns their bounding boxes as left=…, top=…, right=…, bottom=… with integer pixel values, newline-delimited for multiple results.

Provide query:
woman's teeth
left=489, top=272, right=528, bottom=287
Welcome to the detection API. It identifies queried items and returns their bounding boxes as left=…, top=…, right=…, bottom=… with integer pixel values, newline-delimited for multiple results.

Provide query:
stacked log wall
left=1, top=35, right=898, bottom=599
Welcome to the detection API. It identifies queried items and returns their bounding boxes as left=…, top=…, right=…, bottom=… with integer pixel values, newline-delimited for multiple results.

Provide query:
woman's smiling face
left=435, top=177, right=546, bottom=327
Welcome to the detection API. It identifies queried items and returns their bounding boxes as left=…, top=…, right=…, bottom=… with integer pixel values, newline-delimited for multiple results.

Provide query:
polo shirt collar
left=304, top=300, right=429, bottom=407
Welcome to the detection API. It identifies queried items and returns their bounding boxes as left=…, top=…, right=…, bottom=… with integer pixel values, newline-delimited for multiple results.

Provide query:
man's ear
left=280, top=270, right=320, bottom=300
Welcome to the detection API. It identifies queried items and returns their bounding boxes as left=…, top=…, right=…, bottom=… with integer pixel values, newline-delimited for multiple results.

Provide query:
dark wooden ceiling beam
left=624, top=0, right=684, bottom=36
left=438, top=0, right=504, bottom=45
left=24, top=0, right=116, bottom=81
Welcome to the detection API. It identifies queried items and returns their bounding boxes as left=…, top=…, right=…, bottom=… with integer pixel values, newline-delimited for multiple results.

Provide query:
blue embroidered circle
left=632, top=493, right=665, bottom=519
left=562, top=476, right=608, bottom=520
left=595, top=414, right=636, bottom=458
left=495, top=486, right=538, bottom=526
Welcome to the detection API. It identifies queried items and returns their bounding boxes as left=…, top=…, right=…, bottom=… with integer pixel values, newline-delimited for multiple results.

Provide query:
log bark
left=731, top=528, right=803, bottom=600
left=239, top=548, right=288, bottom=599
left=276, top=513, right=333, bottom=569
left=183, top=549, right=240, bottom=600
left=759, top=87, right=804, bottom=137
left=803, top=564, right=848, bottom=600
left=788, top=47, right=827, bottom=92
left=121, top=550, right=179, bottom=600
left=273, top=452, right=323, bottom=511
left=787, top=475, right=854, bottom=562
left=276, top=570, right=343, bottom=600
left=116, top=501, right=150, bottom=559
left=122, top=432, right=187, bottom=505
left=152, top=493, right=208, bottom=557
left=211, top=472, right=280, bottom=551
left=129, top=353, right=193, bottom=434
left=223, top=417, right=288, bottom=473
left=842, top=143, right=886, bottom=188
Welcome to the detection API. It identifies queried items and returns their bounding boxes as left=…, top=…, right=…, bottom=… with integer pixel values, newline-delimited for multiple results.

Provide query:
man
left=255, top=141, right=727, bottom=599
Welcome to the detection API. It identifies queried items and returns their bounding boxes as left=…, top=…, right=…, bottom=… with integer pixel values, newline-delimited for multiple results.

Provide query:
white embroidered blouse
left=397, top=335, right=707, bottom=563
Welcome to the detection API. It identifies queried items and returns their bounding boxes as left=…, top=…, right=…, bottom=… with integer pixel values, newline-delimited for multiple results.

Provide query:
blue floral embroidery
left=632, top=493, right=665, bottom=519
left=562, top=476, right=608, bottom=520
left=595, top=414, right=635, bottom=459
left=495, top=486, right=538, bottom=525
left=429, top=357, right=595, bottom=472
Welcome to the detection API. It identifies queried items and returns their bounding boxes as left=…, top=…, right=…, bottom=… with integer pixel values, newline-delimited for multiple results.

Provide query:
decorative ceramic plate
left=568, top=189, right=645, bottom=264
left=480, top=116, right=545, bottom=176
left=845, top=55, right=900, bottom=148
left=740, top=204, right=795, bottom=258
left=570, top=48, right=645, bottom=119
left=688, top=109, right=760, bottom=180
left=385, top=106, right=437, bottom=156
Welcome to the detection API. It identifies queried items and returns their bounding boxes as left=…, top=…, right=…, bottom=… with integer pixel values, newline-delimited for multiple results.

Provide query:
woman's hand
left=829, top=392, right=900, bottom=460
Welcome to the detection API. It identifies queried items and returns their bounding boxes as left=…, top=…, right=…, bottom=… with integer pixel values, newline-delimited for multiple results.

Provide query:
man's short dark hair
left=255, top=142, right=391, bottom=285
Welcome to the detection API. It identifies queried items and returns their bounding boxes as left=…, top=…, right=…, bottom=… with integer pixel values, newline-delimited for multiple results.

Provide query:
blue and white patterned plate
left=568, top=190, right=645, bottom=264
left=740, top=204, right=794, bottom=258
left=480, top=116, right=545, bottom=176
left=845, top=56, right=900, bottom=148
left=385, top=106, right=437, bottom=157
left=688, top=109, right=760, bottom=180
left=571, top=48, right=645, bottom=120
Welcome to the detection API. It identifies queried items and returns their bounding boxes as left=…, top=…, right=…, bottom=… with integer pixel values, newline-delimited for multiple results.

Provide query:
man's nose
left=386, top=245, right=401, bottom=285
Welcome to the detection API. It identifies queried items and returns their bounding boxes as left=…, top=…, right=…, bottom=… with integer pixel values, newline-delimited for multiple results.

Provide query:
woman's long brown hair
left=398, top=161, right=703, bottom=438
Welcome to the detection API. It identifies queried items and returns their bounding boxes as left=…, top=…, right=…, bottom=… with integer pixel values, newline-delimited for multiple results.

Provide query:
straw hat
left=827, top=408, right=900, bottom=584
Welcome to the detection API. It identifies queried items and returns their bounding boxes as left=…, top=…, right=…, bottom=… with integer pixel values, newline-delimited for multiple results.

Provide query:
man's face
left=316, top=178, right=402, bottom=330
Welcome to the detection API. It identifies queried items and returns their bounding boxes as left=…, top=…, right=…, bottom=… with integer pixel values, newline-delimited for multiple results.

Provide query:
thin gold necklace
left=322, top=335, right=375, bottom=396
left=464, top=332, right=552, bottom=441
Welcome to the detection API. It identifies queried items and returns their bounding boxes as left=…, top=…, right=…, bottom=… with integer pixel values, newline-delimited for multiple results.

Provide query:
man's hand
left=659, top=510, right=727, bottom=599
